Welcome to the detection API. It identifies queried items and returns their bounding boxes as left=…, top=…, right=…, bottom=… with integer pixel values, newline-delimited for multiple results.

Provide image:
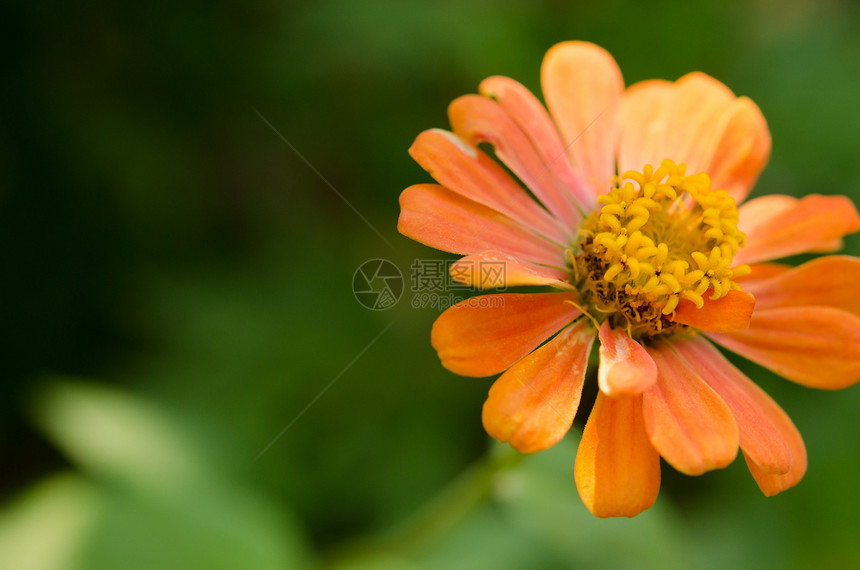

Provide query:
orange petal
left=663, top=73, right=737, bottom=177
left=616, top=79, right=673, bottom=176
left=449, top=251, right=573, bottom=290
left=479, top=75, right=596, bottom=210
left=734, top=262, right=790, bottom=284
left=409, top=129, right=568, bottom=243
left=742, top=255, right=860, bottom=317
left=707, top=306, right=860, bottom=389
left=482, top=320, right=595, bottom=453
left=597, top=321, right=657, bottom=397
left=398, top=184, right=565, bottom=266
left=618, top=73, right=743, bottom=181
left=734, top=194, right=795, bottom=236
left=431, top=292, right=580, bottom=377
left=704, top=96, right=772, bottom=204
left=643, top=344, right=739, bottom=475
left=541, top=41, right=624, bottom=195
left=671, top=290, right=755, bottom=333
left=449, top=95, right=581, bottom=229
left=673, top=337, right=793, bottom=477
left=734, top=194, right=860, bottom=265
left=575, top=392, right=661, bottom=518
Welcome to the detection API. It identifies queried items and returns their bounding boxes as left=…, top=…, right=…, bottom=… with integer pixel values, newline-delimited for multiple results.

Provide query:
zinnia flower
left=397, top=41, right=860, bottom=517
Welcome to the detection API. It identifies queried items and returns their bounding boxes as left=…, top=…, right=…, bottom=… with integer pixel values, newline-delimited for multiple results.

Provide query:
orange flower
left=398, top=41, right=860, bottom=517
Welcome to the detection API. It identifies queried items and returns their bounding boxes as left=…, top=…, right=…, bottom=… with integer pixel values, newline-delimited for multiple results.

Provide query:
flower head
left=398, top=41, right=860, bottom=517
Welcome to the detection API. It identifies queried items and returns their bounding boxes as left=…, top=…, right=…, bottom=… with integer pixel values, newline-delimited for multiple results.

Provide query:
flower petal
left=671, top=290, right=755, bottom=333
left=597, top=321, right=657, bottom=397
left=482, top=320, right=595, bottom=453
left=431, top=292, right=581, bottom=377
left=479, top=75, right=595, bottom=210
left=618, top=78, right=769, bottom=203
left=707, top=306, right=860, bottom=389
left=616, top=79, right=673, bottom=176
left=409, top=129, right=568, bottom=243
left=704, top=96, right=772, bottom=204
left=398, top=184, right=565, bottom=266
left=734, top=194, right=860, bottom=265
left=734, top=262, right=790, bottom=285
left=449, top=251, right=573, bottom=290
left=618, top=72, right=746, bottom=183
left=449, top=95, right=582, bottom=230
left=643, top=344, right=739, bottom=475
left=575, top=392, right=660, bottom=518
left=662, top=73, right=737, bottom=176
left=542, top=41, right=624, bottom=195
left=742, top=255, right=860, bottom=317
left=673, top=337, right=793, bottom=477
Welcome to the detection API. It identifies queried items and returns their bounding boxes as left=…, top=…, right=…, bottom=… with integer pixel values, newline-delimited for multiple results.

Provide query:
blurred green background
left=4, top=1, right=860, bottom=568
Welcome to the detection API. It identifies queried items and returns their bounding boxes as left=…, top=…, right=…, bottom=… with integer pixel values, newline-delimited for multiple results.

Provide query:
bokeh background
left=4, top=1, right=860, bottom=568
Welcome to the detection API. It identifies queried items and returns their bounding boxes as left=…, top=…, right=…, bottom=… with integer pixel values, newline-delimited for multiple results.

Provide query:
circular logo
left=352, top=259, right=404, bottom=310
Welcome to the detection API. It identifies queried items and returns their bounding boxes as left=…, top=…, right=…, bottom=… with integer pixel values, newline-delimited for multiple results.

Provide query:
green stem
left=322, top=445, right=523, bottom=568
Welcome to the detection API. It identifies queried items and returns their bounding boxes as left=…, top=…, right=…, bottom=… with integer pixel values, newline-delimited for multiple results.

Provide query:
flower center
left=572, top=159, right=750, bottom=340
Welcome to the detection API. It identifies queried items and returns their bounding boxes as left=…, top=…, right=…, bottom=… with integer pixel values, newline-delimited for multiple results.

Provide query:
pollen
left=574, top=159, right=750, bottom=339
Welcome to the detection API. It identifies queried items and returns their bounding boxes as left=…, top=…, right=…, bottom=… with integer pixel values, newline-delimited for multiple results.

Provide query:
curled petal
left=449, top=251, right=572, bottom=290
left=643, top=344, right=739, bottom=475
left=671, top=290, right=755, bottom=333
left=398, top=184, right=565, bottom=266
left=575, top=393, right=661, bottom=518
left=431, top=292, right=580, bottom=377
left=597, top=321, right=657, bottom=397
left=735, top=194, right=860, bottom=265
left=409, top=129, right=568, bottom=243
left=542, top=41, right=624, bottom=195
left=742, top=255, right=860, bottom=317
left=707, top=306, right=860, bottom=389
left=483, top=320, right=595, bottom=453
left=479, top=75, right=595, bottom=210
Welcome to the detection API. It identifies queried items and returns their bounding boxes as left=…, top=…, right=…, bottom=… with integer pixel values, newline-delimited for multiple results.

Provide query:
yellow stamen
left=573, top=159, right=749, bottom=339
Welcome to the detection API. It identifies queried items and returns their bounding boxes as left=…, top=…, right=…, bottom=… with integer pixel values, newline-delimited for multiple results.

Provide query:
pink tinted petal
left=743, top=255, right=860, bottom=317
left=575, top=393, right=661, bottom=518
left=449, top=95, right=581, bottom=229
left=430, top=292, right=581, bottom=377
left=409, top=129, right=568, bottom=243
left=708, top=306, right=860, bottom=390
left=479, top=75, right=595, bottom=210
left=616, top=79, right=673, bottom=175
left=597, top=321, right=657, bottom=397
left=449, top=251, right=573, bottom=290
left=662, top=73, right=736, bottom=177
left=542, top=41, right=624, bottom=195
left=735, top=194, right=860, bottom=265
left=482, top=320, right=595, bottom=453
left=643, top=344, right=739, bottom=476
left=618, top=75, right=769, bottom=202
left=398, top=184, right=565, bottom=266
left=705, top=96, right=772, bottom=204
left=673, top=337, right=792, bottom=476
